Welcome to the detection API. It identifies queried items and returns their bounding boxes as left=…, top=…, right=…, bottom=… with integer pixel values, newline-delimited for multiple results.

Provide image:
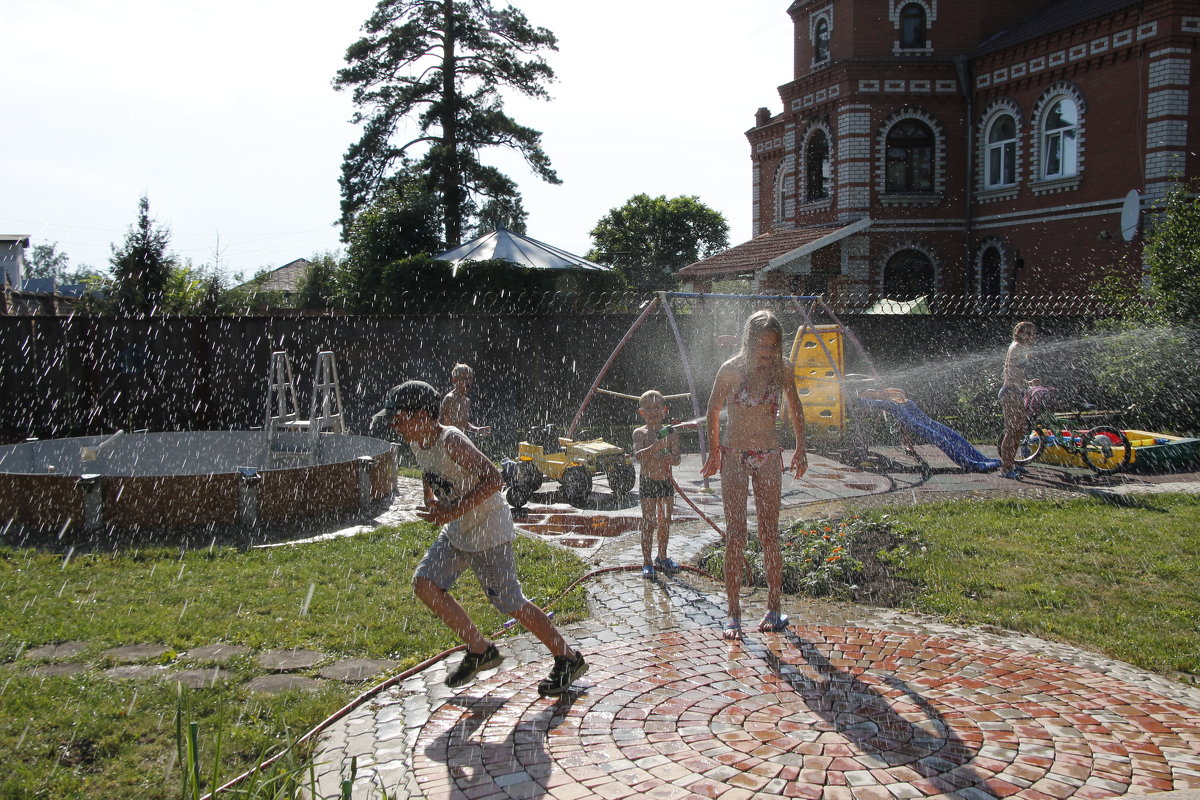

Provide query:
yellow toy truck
left=502, top=426, right=635, bottom=508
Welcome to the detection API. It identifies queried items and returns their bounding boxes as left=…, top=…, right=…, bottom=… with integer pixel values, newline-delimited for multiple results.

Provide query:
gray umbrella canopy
left=434, top=228, right=611, bottom=277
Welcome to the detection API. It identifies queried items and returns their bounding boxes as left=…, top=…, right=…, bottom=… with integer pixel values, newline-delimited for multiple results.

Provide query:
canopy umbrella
left=435, top=228, right=611, bottom=277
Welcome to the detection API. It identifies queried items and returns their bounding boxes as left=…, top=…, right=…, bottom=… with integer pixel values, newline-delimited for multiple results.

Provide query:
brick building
left=681, top=0, right=1200, bottom=302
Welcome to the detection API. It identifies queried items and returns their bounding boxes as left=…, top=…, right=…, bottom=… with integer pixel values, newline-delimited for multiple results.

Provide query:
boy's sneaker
left=654, top=556, right=680, bottom=576
left=641, top=563, right=656, bottom=579
left=537, top=650, right=588, bottom=697
left=446, top=643, right=502, bottom=688
left=999, top=469, right=1023, bottom=480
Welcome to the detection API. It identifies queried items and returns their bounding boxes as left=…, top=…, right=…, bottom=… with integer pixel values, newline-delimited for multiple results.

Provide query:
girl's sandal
left=723, top=618, right=743, bottom=641
left=758, top=610, right=790, bottom=633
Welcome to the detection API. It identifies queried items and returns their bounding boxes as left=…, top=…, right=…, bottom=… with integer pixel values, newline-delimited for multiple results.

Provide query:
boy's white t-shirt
left=409, top=426, right=515, bottom=552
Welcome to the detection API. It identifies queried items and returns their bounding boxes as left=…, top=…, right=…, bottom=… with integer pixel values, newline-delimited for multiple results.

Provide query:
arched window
left=986, top=114, right=1017, bottom=188
left=885, top=120, right=934, bottom=192
left=806, top=130, right=831, bottom=201
left=883, top=249, right=934, bottom=299
left=1042, top=97, right=1078, bottom=179
left=980, top=247, right=1003, bottom=297
left=814, top=17, right=830, bottom=62
left=899, top=4, right=926, bottom=49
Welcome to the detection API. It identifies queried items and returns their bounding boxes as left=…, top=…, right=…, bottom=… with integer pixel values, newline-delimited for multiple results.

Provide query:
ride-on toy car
left=502, top=425, right=635, bottom=508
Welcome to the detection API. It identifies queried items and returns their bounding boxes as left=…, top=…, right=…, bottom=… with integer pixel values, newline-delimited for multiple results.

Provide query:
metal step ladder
left=263, top=350, right=346, bottom=465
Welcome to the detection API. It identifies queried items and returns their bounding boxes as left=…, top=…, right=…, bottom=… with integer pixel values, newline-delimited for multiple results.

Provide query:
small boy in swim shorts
left=378, top=380, right=587, bottom=697
left=632, top=390, right=682, bottom=579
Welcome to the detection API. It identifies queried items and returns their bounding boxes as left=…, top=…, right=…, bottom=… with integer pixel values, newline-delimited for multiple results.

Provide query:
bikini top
left=732, top=370, right=781, bottom=411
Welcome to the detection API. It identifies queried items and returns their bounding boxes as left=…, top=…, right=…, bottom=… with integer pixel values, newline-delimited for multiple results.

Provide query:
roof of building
left=976, top=0, right=1144, bottom=55
left=245, top=258, right=311, bottom=293
left=434, top=228, right=610, bottom=276
left=1, top=234, right=31, bottom=245
left=678, top=224, right=855, bottom=279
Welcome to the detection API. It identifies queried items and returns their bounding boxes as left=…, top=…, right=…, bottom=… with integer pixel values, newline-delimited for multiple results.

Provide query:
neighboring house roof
left=244, top=258, right=311, bottom=293
left=679, top=222, right=867, bottom=279
left=435, top=228, right=611, bottom=277
left=1, top=234, right=31, bottom=245
left=976, top=0, right=1144, bottom=55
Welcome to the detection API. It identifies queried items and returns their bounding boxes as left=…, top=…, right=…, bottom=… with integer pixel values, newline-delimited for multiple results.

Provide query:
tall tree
left=587, top=194, right=730, bottom=294
left=110, top=195, right=176, bottom=315
left=335, top=0, right=560, bottom=246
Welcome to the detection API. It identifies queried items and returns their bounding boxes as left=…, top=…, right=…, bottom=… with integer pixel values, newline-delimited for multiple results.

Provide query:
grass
left=0, top=522, right=589, bottom=800
left=850, top=493, right=1200, bottom=680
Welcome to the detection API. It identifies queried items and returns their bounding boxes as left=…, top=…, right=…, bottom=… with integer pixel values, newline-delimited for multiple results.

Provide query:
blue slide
left=856, top=397, right=1000, bottom=473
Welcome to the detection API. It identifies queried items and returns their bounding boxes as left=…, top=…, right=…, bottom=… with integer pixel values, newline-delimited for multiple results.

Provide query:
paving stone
left=23, top=640, right=89, bottom=661
left=28, top=662, right=88, bottom=677
left=246, top=674, right=322, bottom=694
left=103, top=664, right=167, bottom=680
left=318, top=658, right=400, bottom=683
left=180, top=644, right=250, bottom=664
left=167, top=668, right=230, bottom=689
left=258, top=648, right=324, bottom=671
left=102, top=644, right=170, bottom=663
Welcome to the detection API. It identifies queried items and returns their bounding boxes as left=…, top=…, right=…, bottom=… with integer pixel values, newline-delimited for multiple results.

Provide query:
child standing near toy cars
left=380, top=380, right=587, bottom=697
left=440, top=363, right=492, bottom=438
left=632, top=390, right=682, bottom=578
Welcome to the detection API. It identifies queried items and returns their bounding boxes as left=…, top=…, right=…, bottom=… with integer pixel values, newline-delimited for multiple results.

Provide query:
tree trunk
left=441, top=0, right=463, bottom=246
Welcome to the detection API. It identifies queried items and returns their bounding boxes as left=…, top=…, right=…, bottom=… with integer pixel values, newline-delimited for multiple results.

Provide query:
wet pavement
left=308, top=448, right=1200, bottom=799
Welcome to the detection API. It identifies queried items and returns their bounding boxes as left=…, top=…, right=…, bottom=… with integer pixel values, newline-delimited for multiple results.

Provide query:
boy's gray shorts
left=413, top=532, right=528, bottom=615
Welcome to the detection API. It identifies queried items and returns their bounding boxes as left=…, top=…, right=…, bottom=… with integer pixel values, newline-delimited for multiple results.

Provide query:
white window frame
left=1041, top=97, right=1079, bottom=179
left=985, top=113, right=1018, bottom=188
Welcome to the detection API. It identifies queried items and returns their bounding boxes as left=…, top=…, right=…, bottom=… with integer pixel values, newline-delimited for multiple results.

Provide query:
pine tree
left=335, top=0, right=560, bottom=246
left=109, top=196, right=176, bottom=316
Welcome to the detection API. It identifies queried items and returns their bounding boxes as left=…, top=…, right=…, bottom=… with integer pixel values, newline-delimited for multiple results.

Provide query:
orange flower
left=826, top=555, right=841, bottom=562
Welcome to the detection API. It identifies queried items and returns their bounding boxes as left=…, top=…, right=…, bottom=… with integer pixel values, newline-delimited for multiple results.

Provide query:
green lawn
left=0, top=523, right=588, bottom=800
left=858, top=493, right=1200, bottom=680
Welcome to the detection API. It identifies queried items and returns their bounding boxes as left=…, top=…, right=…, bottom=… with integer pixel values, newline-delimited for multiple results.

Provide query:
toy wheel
left=559, top=465, right=592, bottom=507
left=607, top=463, right=635, bottom=495
left=505, top=461, right=543, bottom=508
left=1081, top=427, right=1131, bottom=475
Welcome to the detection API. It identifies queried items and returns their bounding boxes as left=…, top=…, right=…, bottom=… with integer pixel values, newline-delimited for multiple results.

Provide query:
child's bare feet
left=758, top=610, right=790, bottom=633
left=723, top=618, right=743, bottom=641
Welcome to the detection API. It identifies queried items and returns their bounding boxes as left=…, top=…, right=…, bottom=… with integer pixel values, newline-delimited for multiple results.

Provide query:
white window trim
left=1030, top=82, right=1087, bottom=192
left=976, top=99, right=1024, bottom=198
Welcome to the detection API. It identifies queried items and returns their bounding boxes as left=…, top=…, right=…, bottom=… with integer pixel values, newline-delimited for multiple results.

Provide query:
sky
left=4, top=0, right=794, bottom=280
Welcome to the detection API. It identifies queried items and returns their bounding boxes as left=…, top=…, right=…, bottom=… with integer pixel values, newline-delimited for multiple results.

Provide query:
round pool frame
left=0, top=431, right=396, bottom=534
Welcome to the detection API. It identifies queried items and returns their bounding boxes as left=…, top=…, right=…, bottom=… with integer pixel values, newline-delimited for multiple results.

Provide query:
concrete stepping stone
left=23, top=641, right=89, bottom=661
left=29, top=662, right=88, bottom=677
left=102, top=644, right=170, bottom=664
left=247, top=674, right=322, bottom=694
left=318, top=658, right=400, bottom=683
left=103, top=664, right=167, bottom=680
left=259, top=649, right=325, bottom=672
left=167, top=668, right=230, bottom=689
left=181, top=644, right=250, bottom=664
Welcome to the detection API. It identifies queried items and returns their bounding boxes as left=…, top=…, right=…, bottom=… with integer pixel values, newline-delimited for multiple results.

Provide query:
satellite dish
left=1120, top=190, right=1141, bottom=242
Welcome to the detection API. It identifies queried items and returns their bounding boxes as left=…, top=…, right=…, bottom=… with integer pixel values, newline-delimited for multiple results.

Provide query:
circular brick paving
left=413, top=627, right=1200, bottom=800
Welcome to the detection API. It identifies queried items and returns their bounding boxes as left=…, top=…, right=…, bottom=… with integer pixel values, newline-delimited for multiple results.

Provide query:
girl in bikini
left=701, top=309, right=807, bottom=640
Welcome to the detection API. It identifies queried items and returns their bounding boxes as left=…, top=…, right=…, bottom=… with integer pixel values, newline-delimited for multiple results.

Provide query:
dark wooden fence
left=0, top=302, right=1103, bottom=449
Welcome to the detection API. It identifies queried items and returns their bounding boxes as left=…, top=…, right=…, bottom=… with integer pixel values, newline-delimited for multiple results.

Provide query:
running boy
left=631, top=390, right=682, bottom=579
left=439, top=363, right=491, bottom=437
left=379, top=380, right=586, bottom=697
